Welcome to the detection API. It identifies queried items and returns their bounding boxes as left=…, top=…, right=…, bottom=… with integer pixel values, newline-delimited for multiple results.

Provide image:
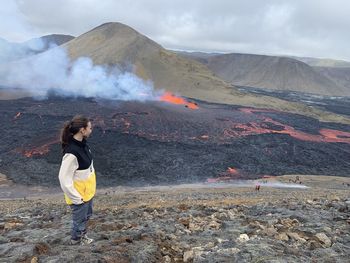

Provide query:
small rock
left=189, top=222, right=201, bottom=231
left=280, top=218, right=299, bottom=228
left=308, top=240, right=322, bottom=250
left=167, top=234, right=177, bottom=240
left=31, top=257, right=38, bottom=263
left=284, top=246, right=300, bottom=256
left=331, top=196, right=341, bottom=202
left=208, top=220, right=221, bottom=229
left=183, top=229, right=191, bottom=234
left=322, top=227, right=332, bottom=233
left=306, top=199, right=314, bottom=205
left=216, top=238, right=228, bottom=244
left=4, top=222, right=24, bottom=230
left=287, top=232, right=306, bottom=243
left=227, top=210, right=236, bottom=220
left=163, top=255, right=171, bottom=263
left=171, top=245, right=182, bottom=253
left=217, top=212, right=229, bottom=220
left=264, top=227, right=278, bottom=237
left=0, top=236, right=7, bottom=244
left=183, top=250, right=193, bottom=262
left=274, top=223, right=284, bottom=230
left=275, top=233, right=289, bottom=241
left=254, top=221, right=266, bottom=230
left=237, top=234, right=249, bottom=242
left=204, top=242, right=215, bottom=249
left=315, top=233, right=332, bottom=248
left=217, top=247, right=240, bottom=254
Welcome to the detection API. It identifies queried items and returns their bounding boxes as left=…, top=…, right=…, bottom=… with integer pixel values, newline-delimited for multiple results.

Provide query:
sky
left=1, top=0, right=350, bottom=61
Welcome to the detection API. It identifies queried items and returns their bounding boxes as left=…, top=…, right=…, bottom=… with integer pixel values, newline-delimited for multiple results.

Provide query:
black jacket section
left=63, top=138, right=93, bottom=170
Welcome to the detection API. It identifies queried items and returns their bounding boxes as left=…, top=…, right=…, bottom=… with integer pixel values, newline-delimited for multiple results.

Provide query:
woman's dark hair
left=61, top=115, right=90, bottom=150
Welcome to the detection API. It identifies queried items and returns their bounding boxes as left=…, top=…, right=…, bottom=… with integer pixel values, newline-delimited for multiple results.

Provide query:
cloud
left=0, top=0, right=37, bottom=41
left=2, top=0, right=350, bottom=60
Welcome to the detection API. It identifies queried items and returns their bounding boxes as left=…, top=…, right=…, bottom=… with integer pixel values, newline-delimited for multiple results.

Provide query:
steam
left=204, top=180, right=309, bottom=189
left=0, top=44, right=159, bottom=101
left=112, top=180, right=310, bottom=191
left=0, top=1, right=162, bottom=101
left=253, top=181, right=309, bottom=189
left=0, top=37, right=45, bottom=63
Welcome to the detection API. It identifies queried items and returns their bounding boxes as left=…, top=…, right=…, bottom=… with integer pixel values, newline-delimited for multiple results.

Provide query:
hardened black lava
left=0, top=95, right=349, bottom=187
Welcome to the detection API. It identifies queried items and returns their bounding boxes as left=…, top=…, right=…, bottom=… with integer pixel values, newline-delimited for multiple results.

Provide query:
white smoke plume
left=0, top=1, right=159, bottom=101
left=0, top=45, right=159, bottom=101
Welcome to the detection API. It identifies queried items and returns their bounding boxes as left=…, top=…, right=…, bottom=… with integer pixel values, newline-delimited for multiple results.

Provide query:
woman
left=58, top=115, right=96, bottom=245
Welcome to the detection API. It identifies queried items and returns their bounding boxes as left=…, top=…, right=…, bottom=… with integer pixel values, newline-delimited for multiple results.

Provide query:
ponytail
left=60, top=121, right=72, bottom=151
left=60, top=115, right=90, bottom=151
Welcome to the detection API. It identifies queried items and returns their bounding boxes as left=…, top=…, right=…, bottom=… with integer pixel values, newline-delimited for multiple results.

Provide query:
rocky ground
left=0, top=175, right=349, bottom=263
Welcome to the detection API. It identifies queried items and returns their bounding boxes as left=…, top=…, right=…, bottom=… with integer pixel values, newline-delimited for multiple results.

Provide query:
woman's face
left=81, top=121, right=93, bottom=138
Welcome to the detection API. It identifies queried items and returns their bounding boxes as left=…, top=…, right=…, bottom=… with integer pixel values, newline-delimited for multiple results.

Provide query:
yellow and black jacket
left=58, top=138, right=96, bottom=205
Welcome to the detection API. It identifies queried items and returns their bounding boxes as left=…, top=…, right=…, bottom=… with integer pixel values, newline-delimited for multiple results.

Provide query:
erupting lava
left=227, top=167, right=239, bottom=175
left=159, top=92, right=199, bottom=109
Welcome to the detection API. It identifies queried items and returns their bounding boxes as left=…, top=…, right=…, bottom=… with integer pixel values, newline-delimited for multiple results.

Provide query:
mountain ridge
left=176, top=51, right=350, bottom=97
left=1, top=22, right=350, bottom=124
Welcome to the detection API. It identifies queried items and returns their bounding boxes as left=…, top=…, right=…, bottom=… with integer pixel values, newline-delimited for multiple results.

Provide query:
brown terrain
left=0, top=175, right=349, bottom=262
left=177, top=52, right=350, bottom=97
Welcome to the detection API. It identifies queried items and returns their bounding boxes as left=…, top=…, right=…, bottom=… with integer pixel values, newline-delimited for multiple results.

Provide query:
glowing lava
left=160, top=92, right=199, bottom=109
left=207, top=167, right=241, bottom=183
left=14, top=140, right=59, bottom=158
left=227, top=167, right=239, bottom=175
left=234, top=108, right=350, bottom=144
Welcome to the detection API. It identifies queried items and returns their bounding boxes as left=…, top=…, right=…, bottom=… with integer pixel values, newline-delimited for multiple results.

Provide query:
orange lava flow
left=23, top=146, right=49, bottom=157
left=159, top=92, right=198, bottom=109
left=224, top=117, right=350, bottom=144
left=14, top=140, right=59, bottom=157
left=239, top=108, right=277, bottom=114
left=227, top=167, right=239, bottom=175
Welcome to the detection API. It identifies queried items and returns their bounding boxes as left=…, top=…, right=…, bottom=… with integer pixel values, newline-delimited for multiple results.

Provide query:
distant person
left=58, top=115, right=96, bottom=245
left=255, top=183, right=261, bottom=191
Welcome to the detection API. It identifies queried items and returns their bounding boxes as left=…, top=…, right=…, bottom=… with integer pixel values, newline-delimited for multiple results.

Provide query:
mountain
left=24, top=34, right=74, bottom=51
left=63, top=22, right=233, bottom=99
left=314, top=66, right=350, bottom=91
left=0, top=34, right=74, bottom=62
left=176, top=51, right=350, bottom=97
left=61, top=22, right=350, bottom=123
left=290, top=56, right=350, bottom=68
left=1, top=23, right=349, bottom=124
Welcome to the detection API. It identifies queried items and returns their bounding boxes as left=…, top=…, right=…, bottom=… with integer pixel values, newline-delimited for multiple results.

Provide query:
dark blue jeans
left=70, top=199, right=93, bottom=240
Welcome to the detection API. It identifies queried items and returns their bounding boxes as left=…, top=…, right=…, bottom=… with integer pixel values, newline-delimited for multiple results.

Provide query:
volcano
left=0, top=94, right=349, bottom=187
